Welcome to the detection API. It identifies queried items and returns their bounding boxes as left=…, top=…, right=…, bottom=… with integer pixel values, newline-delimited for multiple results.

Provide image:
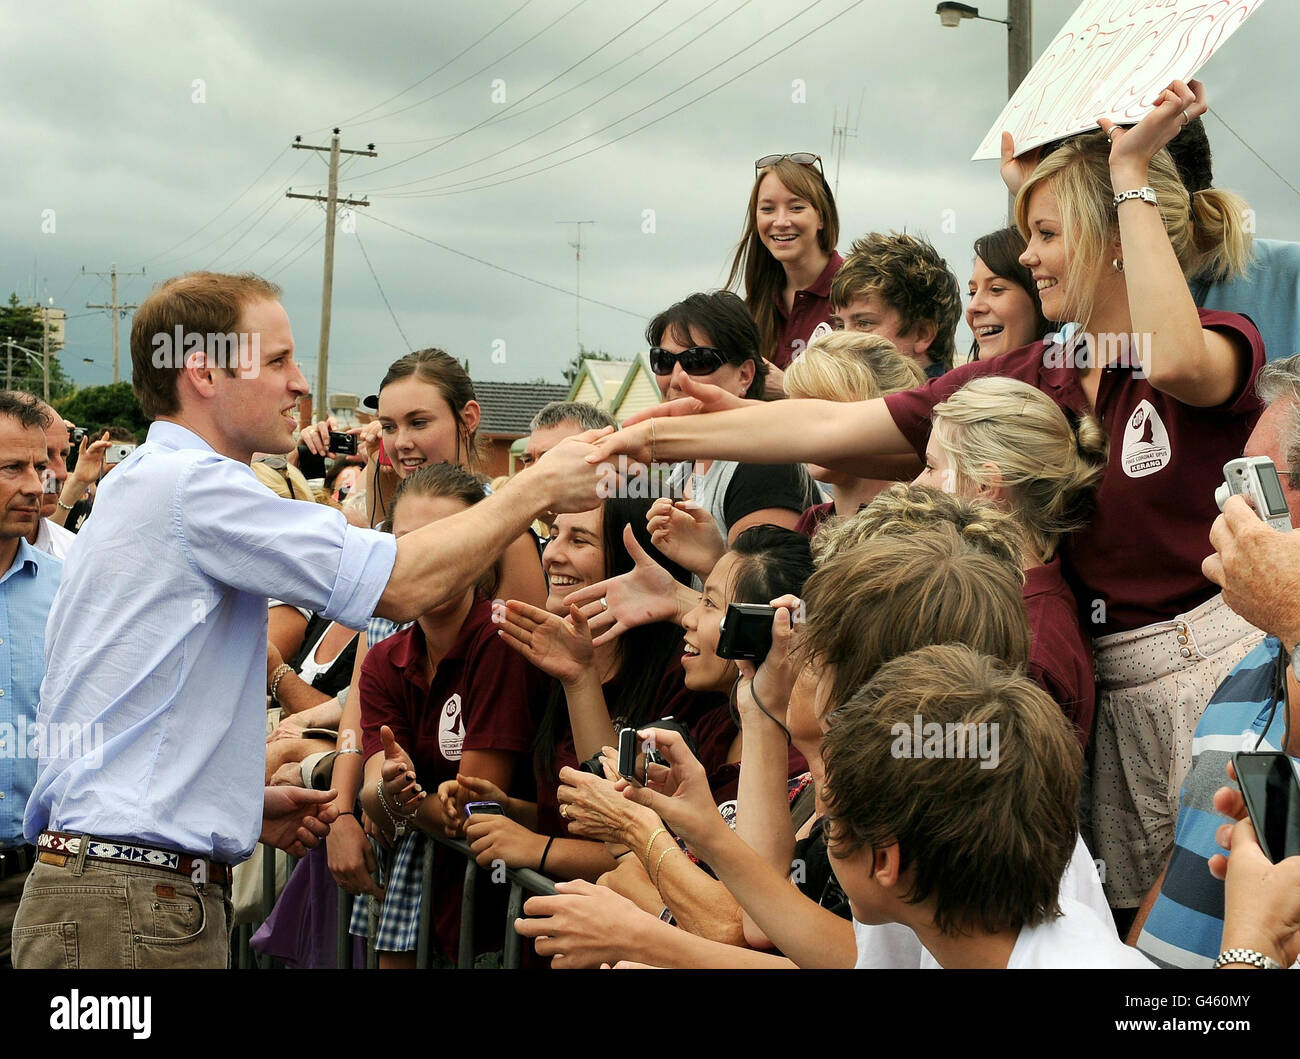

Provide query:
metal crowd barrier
left=233, top=832, right=557, bottom=969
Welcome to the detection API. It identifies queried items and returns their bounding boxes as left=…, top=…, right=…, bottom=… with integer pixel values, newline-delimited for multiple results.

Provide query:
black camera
left=329, top=431, right=358, bottom=456
left=576, top=717, right=694, bottom=782
left=65, top=426, right=87, bottom=473
left=716, top=603, right=778, bottom=662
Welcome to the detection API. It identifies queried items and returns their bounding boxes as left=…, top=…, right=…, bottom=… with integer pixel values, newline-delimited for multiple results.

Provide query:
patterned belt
left=38, top=830, right=233, bottom=888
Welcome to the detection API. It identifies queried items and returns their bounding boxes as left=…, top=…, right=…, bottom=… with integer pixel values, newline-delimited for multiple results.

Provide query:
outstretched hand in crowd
left=566, top=524, right=686, bottom=645
left=616, top=727, right=727, bottom=854
left=261, top=786, right=340, bottom=857
left=496, top=600, right=594, bottom=685
left=647, top=498, right=726, bottom=580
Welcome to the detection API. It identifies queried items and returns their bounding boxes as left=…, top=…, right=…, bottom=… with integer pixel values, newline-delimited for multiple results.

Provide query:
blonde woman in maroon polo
left=589, top=80, right=1262, bottom=925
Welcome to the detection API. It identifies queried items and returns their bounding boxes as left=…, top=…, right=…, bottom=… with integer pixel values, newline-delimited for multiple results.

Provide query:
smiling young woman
left=726, top=155, right=842, bottom=375
left=967, top=227, right=1050, bottom=361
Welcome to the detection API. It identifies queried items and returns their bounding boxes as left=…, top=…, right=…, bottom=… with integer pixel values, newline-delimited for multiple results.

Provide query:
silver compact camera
left=1215, top=456, right=1292, bottom=532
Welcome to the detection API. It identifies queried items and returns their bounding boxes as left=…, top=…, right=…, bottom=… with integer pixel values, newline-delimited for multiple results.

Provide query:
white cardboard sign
left=973, top=0, right=1267, bottom=160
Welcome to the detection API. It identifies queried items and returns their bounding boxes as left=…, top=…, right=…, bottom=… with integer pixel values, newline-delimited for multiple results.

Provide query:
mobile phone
left=1215, top=457, right=1292, bottom=532
left=329, top=431, right=358, bottom=456
left=617, top=726, right=641, bottom=786
left=716, top=603, right=778, bottom=662
left=464, top=801, right=505, bottom=818
left=1233, top=751, right=1300, bottom=863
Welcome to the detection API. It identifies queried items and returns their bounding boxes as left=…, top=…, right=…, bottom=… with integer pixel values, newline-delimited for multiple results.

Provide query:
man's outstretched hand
left=262, top=786, right=340, bottom=856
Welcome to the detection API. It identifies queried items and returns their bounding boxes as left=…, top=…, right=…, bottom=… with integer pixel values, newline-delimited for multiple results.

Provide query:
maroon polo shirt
left=794, top=500, right=834, bottom=537
left=535, top=651, right=737, bottom=839
left=883, top=310, right=1264, bottom=636
left=360, top=596, right=546, bottom=958
left=772, top=250, right=843, bottom=369
left=1024, top=557, right=1095, bottom=748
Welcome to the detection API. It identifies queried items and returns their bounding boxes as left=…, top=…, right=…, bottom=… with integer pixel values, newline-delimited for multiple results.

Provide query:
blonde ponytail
left=932, top=377, right=1108, bottom=561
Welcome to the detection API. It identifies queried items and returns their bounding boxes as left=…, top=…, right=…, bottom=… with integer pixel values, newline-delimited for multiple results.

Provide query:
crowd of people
left=3, top=78, right=1300, bottom=971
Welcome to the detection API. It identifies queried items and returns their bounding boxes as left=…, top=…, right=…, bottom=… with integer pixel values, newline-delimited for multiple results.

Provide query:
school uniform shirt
left=360, top=596, right=546, bottom=957
left=1023, top=557, right=1095, bottom=747
left=535, top=652, right=734, bottom=839
left=772, top=250, right=843, bottom=369
left=883, top=311, right=1265, bottom=636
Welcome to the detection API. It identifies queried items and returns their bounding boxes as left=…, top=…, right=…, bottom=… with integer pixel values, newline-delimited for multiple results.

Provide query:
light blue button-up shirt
left=0, top=538, right=61, bottom=848
left=25, top=421, right=397, bottom=861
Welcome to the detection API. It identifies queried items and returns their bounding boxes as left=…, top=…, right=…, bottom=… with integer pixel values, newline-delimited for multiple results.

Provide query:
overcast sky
left=4, top=0, right=1296, bottom=401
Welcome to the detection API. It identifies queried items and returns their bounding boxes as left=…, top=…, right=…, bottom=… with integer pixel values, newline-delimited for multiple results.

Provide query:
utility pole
left=41, top=303, right=49, bottom=402
left=829, top=93, right=862, bottom=199
left=85, top=263, right=144, bottom=384
left=555, top=220, right=594, bottom=357
left=288, top=130, right=376, bottom=410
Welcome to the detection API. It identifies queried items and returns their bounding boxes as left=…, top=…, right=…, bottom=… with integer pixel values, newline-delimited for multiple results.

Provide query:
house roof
left=473, top=380, right=571, bottom=436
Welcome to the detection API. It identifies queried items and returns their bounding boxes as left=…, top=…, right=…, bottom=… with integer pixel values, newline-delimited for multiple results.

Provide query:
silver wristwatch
left=1215, top=947, right=1282, bottom=969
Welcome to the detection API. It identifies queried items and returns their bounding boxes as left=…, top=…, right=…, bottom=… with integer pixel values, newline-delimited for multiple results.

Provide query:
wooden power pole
left=85, top=263, right=144, bottom=383
left=287, top=130, right=376, bottom=410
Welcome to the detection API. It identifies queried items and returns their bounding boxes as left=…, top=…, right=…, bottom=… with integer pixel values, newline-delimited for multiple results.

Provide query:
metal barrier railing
left=234, top=830, right=557, bottom=969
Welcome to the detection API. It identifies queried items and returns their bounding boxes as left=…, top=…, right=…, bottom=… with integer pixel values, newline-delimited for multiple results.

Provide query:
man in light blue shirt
left=0, top=393, right=61, bottom=968
left=13, top=272, right=604, bottom=968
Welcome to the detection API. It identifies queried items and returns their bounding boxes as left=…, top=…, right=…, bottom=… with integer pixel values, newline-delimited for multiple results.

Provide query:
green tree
left=54, top=382, right=149, bottom=440
left=0, top=294, right=73, bottom=400
left=562, top=345, right=616, bottom=386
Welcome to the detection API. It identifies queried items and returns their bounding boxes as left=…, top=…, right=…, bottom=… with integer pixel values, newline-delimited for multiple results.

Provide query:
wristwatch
left=1113, top=186, right=1158, bottom=207
left=1216, top=948, right=1282, bottom=970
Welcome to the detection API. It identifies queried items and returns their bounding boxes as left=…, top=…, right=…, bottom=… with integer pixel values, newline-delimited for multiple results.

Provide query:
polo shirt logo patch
left=438, top=693, right=465, bottom=761
left=1121, top=400, right=1171, bottom=478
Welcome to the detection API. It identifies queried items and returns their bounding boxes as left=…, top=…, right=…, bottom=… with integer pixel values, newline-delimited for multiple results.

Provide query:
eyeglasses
left=755, top=152, right=825, bottom=176
left=649, top=346, right=729, bottom=376
left=254, top=455, right=298, bottom=501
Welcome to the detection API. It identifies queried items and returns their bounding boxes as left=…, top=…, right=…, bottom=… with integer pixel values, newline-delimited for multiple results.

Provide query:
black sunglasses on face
left=649, top=346, right=729, bottom=376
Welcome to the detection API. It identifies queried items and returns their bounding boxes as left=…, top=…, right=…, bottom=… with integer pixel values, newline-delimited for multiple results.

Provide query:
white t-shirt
left=854, top=835, right=1140, bottom=968
left=34, top=517, right=75, bottom=560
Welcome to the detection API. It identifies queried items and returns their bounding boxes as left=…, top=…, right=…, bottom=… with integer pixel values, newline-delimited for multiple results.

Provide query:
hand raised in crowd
left=1203, top=495, right=1300, bottom=649
left=556, top=764, right=660, bottom=847
left=516, top=878, right=655, bottom=969
left=261, top=785, right=340, bottom=856
left=465, top=812, right=545, bottom=871
left=1099, top=79, right=1206, bottom=181
left=69, top=430, right=113, bottom=489
left=378, top=725, right=424, bottom=831
left=496, top=600, right=594, bottom=685
left=998, top=130, right=1042, bottom=196
left=618, top=727, right=726, bottom=853
left=566, top=524, right=684, bottom=646
left=1208, top=764, right=1300, bottom=967
left=734, top=596, right=802, bottom=734
left=647, top=498, right=726, bottom=580
left=327, top=813, right=385, bottom=900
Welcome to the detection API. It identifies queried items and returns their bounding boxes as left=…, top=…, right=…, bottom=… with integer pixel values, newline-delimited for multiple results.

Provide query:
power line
left=262, top=224, right=324, bottom=275
left=1207, top=106, right=1300, bottom=201
left=362, top=0, right=671, bottom=180
left=366, top=211, right=645, bottom=319
left=370, top=0, right=760, bottom=193
left=371, top=0, right=755, bottom=192
left=315, top=0, right=537, bottom=132
left=340, top=0, right=590, bottom=144
left=142, top=146, right=289, bottom=264
left=240, top=201, right=316, bottom=265
left=268, top=233, right=326, bottom=279
left=374, top=0, right=863, bottom=198
left=354, top=227, right=413, bottom=351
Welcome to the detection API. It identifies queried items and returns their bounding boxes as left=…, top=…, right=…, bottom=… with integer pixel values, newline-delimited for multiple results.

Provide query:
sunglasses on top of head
left=649, top=346, right=729, bottom=376
left=755, top=152, right=825, bottom=176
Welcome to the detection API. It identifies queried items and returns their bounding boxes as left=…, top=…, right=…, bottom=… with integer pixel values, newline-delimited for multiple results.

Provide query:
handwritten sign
left=973, top=0, right=1267, bottom=160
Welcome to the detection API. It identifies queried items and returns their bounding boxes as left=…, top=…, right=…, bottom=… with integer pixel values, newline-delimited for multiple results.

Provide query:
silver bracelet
left=335, top=747, right=363, bottom=757
left=376, top=778, right=416, bottom=838
left=1113, top=186, right=1157, bottom=207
